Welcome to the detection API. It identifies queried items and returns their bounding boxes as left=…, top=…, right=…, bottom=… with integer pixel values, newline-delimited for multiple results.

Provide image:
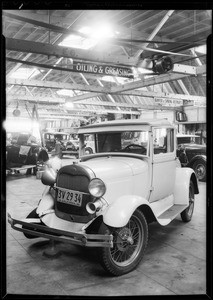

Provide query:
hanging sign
left=154, top=97, right=183, bottom=106
left=69, top=60, right=134, bottom=79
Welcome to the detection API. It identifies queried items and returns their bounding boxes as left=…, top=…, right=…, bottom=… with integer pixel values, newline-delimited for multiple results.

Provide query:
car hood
left=80, top=155, right=148, bottom=182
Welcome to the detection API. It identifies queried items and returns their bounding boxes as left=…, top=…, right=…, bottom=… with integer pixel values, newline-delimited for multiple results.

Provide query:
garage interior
left=2, top=8, right=211, bottom=296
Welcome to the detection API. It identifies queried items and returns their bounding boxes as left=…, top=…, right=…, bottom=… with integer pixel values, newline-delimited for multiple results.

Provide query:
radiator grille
left=57, top=173, right=89, bottom=193
left=55, top=164, right=95, bottom=223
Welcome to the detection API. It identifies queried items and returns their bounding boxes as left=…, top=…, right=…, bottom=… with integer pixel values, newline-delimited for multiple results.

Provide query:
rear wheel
left=181, top=180, right=195, bottom=222
left=192, top=159, right=206, bottom=182
left=98, top=209, right=148, bottom=276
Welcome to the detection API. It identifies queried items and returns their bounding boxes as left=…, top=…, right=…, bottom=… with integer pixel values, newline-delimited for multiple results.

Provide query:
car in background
left=61, top=138, right=79, bottom=158
left=43, top=132, right=71, bottom=152
left=176, top=134, right=206, bottom=182
left=44, top=132, right=94, bottom=158
left=6, top=132, right=49, bottom=174
left=44, top=132, right=80, bottom=157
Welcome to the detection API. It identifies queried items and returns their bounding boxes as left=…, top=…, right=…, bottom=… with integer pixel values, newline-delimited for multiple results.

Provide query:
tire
left=192, top=159, right=206, bottom=182
left=180, top=180, right=195, bottom=222
left=98, top=209, right=148, bottom=276
left=22, top=208, right=41, bottom=239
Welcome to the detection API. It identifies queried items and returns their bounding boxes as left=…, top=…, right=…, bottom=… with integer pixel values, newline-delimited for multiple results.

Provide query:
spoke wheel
left=181, top=180, right=195, bottom=222
left=193, top=159, right=206, bottom=182
left=98, top=209, right=148, bottom=276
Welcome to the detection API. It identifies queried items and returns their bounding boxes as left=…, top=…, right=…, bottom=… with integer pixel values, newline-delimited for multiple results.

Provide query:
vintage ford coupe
left=8, top=119, right=199, bottom=276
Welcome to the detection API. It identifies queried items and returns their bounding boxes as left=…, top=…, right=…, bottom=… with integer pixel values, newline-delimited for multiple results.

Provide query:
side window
left=153, top=128, right=174, bottom=154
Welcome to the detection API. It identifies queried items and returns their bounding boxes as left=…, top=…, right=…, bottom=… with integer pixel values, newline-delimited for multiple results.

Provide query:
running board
left=157, top=204, right=188, bottom=226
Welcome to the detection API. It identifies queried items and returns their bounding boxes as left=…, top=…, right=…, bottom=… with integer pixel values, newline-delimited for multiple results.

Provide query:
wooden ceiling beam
left=7, top=94, right=182, bottom=112
left=7, top=95, right=65, bottom=104
left=7, top=76, right=206, bottom=103
left=76, top=101, right=182, bottom=111
left=6, top=37, right=136, bottom=66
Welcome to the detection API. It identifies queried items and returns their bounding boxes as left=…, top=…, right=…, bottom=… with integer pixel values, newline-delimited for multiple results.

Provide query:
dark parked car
left=43, top=132, right=71, bottom=152
left=176, top=134, right=206, bottom=182
left=6, top=132, right=49, bottom=174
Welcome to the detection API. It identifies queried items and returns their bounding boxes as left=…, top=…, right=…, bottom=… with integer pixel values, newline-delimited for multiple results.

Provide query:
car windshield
left=84, top=131, right=149, bottom=155
left=54, top=134, right=70, bottom=141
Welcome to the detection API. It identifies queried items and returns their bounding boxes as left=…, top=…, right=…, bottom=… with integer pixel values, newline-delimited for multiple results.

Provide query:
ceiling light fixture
left=59, top=23, right=116, bottom=50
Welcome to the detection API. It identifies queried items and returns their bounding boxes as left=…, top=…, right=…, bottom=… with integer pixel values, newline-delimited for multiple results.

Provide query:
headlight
left=88, top=178, right=106, bottom=198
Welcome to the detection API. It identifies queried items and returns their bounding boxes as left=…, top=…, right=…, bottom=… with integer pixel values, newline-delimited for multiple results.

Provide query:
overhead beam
left=3, top=11, right=177, bottom=49
left=4, top=10, right=176, bottom=45
left=7, top=57, right=202, bottom=80
left=76, top=101, right=182, bottom=111
left=53, top=108, right=140, bottom=115
left=5, top=38, right=136, bottom=66
left=3, top=11, right=87, bottom=38
left=7, top=77, right=206, bottom=103
left=6, top=93, right=182, bottom=112
left=110, top=67, right=206, bottom=93
left=7, top=95, right=65, bottom=104
left=68, top=70, right=205, bottom=102
left=6, top=78, right=110, bottom=94
left=138, top=10, right=174, bottom=57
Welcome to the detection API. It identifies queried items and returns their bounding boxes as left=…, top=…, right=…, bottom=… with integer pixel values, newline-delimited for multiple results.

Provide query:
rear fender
left=174, top=167, right=199, bottom=205
left=36, top=187, right=55, bottom=216
left=103, top=195, right=149, bottom=228
left=188, top=155, right=206, bottom=167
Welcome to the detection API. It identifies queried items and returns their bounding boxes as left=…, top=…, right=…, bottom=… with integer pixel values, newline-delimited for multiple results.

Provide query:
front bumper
left=8, top=213, right=113, bottom=248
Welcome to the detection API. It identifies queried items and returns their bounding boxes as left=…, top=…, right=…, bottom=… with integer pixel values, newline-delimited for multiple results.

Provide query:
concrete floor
left=5, top=156, right=206, bottom=296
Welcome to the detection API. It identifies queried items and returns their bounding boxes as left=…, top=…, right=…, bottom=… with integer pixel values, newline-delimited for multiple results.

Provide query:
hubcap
left=110, top=216, right=143, bottom=267
left=195, top=164, right=205, bottom=179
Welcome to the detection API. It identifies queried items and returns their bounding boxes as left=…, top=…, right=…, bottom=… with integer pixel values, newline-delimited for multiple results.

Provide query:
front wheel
left=180, top=180, right=195, bottom=222
left=98, top=209, right=148, bottom=276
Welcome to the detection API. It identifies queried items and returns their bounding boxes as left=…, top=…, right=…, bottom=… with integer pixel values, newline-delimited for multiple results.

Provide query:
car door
left=149, top=127, right=176, bottom=202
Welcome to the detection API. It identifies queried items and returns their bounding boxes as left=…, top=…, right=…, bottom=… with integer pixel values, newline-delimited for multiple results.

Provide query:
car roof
left=78, top=119, right=173, bottom=134
left=44, top=131, right=70, bottom=135
left=177, top=134, right=199, bottom=138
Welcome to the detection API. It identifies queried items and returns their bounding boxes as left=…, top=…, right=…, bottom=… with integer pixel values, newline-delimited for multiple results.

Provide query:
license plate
left=56, top=187, right=84, bottom=207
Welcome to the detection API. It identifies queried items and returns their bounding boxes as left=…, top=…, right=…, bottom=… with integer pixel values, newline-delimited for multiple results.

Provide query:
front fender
left=36, top=187, right=55, bottom=216
left=174, top=167, right=199, bottom=205
left=103, top=195, right=149, bottom=228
